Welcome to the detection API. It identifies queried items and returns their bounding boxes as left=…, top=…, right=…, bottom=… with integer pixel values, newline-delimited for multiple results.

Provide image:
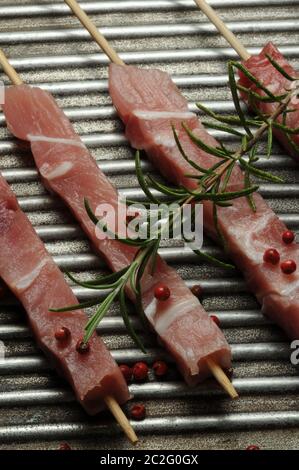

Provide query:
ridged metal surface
left=1, top=1, right=299, bottom=16
left=0, top=0, right=299, bottom=451
left=2, top=45, right=299, bottom=70
left=1, top=19, right=299, bottom=44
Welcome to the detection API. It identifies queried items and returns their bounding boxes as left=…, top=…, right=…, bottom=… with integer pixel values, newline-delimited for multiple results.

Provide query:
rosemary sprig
left=130, top=53, right=298, bottom=254
left=180, top=58, right=298, bottom=195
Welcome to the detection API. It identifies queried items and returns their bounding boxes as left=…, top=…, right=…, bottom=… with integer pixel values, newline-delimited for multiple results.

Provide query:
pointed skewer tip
left=104, top=395, right=138, bottom=445
left=206, top=357, right=239, bottom=400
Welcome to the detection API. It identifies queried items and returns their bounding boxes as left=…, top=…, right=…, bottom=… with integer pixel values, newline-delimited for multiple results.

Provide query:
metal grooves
left=0, top=342, right=292, bottom=373
left=0, top=310, right=271, bottom=340
left=3, top=376, right=299, bottom=406
left=0, top=102, right=245, bottom=124
left=1, top=19, right=299, bottom=44
left=6, top=75, right=230, bottom=94
left=1, top=1, right=299, bottom=17
left=1, top=155, right=296, bottom=185
left=2, top=412, right=299, bottom=443
left=0, top=127, right=295, bottom=152
left=3, top=46, right=299, bottom=71
left=9, top=186, right=299, bottom=213
left=0, top=0, right=299, bottom=450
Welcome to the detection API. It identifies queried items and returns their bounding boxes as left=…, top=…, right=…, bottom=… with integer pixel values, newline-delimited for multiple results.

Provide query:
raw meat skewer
left=0, top=54, right=138, bottom=446
left=64, top=1, right=299, bottom=347
left=0, top=165, right=135, bottom=443
left=64, top=0, right=239, bottom=399
left=0, top=49, right=237, bottom=399
left=65, top=0, right=236, bottom=397
left=194, top=0, right=299, bottom=162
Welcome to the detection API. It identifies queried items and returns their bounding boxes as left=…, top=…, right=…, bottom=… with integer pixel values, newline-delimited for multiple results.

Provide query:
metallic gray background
left=0, top=0, right=299, bottom=450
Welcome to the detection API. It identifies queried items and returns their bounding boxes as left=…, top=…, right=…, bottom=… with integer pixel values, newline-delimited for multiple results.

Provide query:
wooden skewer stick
left=64, top=0, right=239, bottom=401
left=64, top=0, right=124, bottom=65
left=206, top=358, right=238, bottom=399
left=0, top=50, right=23, bottom=85
left=193, top=0, right=251, bottom=61
left=0, top=47, right=138, bottom=446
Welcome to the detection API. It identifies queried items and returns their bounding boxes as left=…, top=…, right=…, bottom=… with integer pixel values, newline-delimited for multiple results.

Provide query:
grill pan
left=0, top=0, right=299, bottom=450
